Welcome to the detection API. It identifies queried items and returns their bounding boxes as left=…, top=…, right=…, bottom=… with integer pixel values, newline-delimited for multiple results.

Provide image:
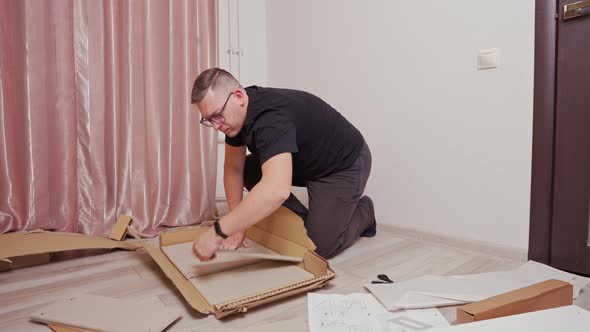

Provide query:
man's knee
left=312, top=234, right=345, bottom=259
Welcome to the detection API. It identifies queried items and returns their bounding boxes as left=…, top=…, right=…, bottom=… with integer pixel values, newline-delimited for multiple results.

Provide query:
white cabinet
left=216, top=0, right=268, bottom=200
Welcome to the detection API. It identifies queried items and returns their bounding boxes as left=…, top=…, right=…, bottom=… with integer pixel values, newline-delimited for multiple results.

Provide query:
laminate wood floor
left=1, top=225, right=588, bottom=331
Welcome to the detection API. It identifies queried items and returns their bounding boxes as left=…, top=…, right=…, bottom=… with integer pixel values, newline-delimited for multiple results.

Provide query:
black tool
left=371, top=274, right=394, bottom=284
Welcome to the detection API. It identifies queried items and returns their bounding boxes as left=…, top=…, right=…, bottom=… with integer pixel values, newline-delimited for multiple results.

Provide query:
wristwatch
left=213, top=220, right=229, bottom=239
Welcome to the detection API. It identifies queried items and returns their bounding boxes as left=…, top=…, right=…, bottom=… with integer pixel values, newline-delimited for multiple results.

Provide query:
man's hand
left=220, top=230, right=249, bottom=250
left=192, top=228, right=223, bottom=261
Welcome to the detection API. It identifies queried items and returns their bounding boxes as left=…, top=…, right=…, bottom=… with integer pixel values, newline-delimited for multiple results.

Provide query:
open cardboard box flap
left=129, top=206, right=335, bottom=318
left=0, top=217, right=140, bottom=271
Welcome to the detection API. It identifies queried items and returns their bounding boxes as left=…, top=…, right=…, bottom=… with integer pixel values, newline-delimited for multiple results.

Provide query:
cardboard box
left=456, top=279, right=573, bottom=324
left=127, top=206, right=336, bottom=319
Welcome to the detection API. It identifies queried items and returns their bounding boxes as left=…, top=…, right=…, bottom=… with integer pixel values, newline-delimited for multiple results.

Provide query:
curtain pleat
left=0, top=0, right=219, bottom=236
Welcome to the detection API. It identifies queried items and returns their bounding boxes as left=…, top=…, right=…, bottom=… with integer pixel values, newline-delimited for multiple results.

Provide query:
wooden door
left=550, top=0, right=590, bottom=274
left=529, top=0, right=590, bottom=275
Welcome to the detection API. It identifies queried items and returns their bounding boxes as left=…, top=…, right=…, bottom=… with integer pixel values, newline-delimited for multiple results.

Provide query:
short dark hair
left=191, top=68, right=241, bottom=104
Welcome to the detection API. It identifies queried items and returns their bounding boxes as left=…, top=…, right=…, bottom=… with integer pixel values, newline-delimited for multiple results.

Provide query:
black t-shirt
left=226, top=86, right=364, bottom=181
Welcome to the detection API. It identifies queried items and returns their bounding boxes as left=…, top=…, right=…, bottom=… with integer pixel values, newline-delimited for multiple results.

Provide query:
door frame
left=528, top=0, right=557, bottom=263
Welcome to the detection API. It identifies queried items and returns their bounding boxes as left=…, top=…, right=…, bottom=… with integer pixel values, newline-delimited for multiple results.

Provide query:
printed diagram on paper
left=307, top=293, right=449, bottom=332
left=309, top=293, right=386, bottom=331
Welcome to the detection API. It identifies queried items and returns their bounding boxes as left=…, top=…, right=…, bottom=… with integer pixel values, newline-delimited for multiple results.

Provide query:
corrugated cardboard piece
left=0, top=216, right=140, bottom=271
left=456, top=279, right=573, bottom=324
left=30, top=294, right=182, bottom=332
left=109, top=215, right=133, bottom=240
left=129, top=206, right=336, bottom=319
left=0, top=252, right=50, bottom=271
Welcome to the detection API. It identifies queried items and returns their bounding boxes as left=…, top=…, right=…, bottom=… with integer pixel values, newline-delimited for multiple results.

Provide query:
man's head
left=191, top=68, right=248, bottom=137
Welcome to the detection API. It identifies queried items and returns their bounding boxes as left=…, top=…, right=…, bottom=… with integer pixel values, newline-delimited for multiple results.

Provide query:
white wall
left=263, top=0, right=535, bottom=251
left=216, top=0, right=268, bottom=201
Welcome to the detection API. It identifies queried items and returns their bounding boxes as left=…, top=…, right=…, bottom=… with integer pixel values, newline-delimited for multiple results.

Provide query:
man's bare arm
left=218, top=152, right=292, bottom=235
left=223, top=144, right=247, bottom=211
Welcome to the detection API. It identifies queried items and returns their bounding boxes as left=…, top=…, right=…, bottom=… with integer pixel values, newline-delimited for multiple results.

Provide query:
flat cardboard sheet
left=0, top=231, right=140, bottom=261
left=0, top=230, right=140, bottom=271
left=366, top=261, right=590, bottom=311
left=162, top=240, right=302, bottom=278
left=0, top=253, right=50, bottom=271
left=429, top=305, right=590, bottom=332
left=192, top=260, right=314, bottom=305
left=30, top=294, right=182, bottom=332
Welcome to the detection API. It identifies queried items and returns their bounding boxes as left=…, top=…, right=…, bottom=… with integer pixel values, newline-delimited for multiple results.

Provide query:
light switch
left=478, top=48, right=499, bottom=70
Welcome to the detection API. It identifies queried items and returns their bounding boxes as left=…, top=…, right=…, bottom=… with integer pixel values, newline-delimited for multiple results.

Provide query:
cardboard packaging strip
left=456, top=279, right=573, bottom=324
left=0, top=216, right=140, bottom=271
left=127, top=206, right=336, bottom=319
left=431, top=305, right=590, bottom=331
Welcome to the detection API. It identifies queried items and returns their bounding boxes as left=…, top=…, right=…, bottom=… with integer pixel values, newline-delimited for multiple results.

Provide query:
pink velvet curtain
left=0, top=0, right=219, bottom=236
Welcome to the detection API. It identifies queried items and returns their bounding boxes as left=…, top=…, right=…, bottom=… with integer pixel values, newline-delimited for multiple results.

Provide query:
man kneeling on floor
left=191, top=68, right=376, bottom=260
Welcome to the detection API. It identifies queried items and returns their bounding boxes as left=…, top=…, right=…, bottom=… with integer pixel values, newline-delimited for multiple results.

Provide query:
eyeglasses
left=200, top=92, right=234, bottom=127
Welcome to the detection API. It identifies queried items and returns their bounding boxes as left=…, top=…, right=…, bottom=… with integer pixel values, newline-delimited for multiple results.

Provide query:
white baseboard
left=379, top=224, right=528, bottom=261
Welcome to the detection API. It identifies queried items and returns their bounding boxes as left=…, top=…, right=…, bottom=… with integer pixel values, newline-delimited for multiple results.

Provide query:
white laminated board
left=30, top=294, right=182, bottom=332
left=162, top=240, right=302, bottom=278
left=366, top=275, right=521, bottom=311
left=452, top=260, right=590, bottom=298
left=366, top=261, right=590, bottom=311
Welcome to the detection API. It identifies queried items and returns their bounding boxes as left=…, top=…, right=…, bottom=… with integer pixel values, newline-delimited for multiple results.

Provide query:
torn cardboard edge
left=456, top=279, right=573, bottom=324
left=0, top=216, right=140, bottom=271
left=109, top=214, right=133, bottom=241
left=128, top=206, right=336, bottom=319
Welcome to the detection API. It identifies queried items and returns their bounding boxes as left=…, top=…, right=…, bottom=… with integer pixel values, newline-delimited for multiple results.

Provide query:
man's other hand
left=220, top=230, right=249, bottom=250
left=192, top=228, right=223, bottom=261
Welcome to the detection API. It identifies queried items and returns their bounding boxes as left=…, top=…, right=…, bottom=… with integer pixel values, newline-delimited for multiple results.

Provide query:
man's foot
left=360, top=196, right=377, bottom=237
left=361, top=220, right=377, bottom=237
